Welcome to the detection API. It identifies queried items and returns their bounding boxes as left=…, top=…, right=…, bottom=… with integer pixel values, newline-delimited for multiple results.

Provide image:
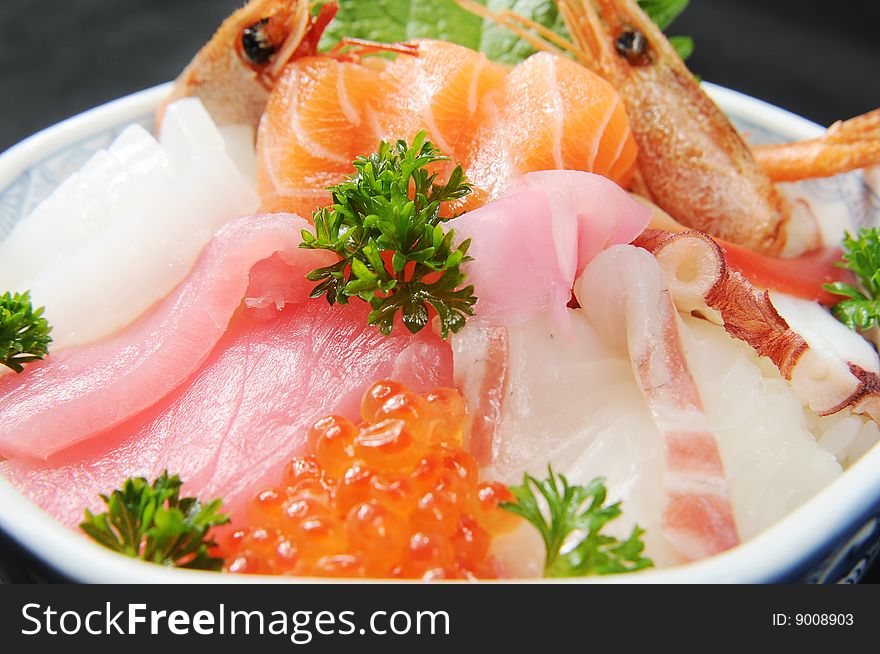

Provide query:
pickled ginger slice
left=0, top=213, right=332, bottom=460
left=0, top=98, right=258, bottom=351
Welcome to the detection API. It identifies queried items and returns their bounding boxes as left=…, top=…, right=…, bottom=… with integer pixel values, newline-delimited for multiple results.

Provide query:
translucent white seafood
left=455, top=250, right=841, bottom=574
left=0, top=99, right=258, bottom=352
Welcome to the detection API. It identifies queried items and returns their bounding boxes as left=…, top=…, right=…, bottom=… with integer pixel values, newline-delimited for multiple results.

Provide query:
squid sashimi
left=256, top=40, right=636, bottom=218
left=455, top=250, right=841, bottom=573
left=446, top=171, right=650, bottom=331
left=0, top=99, right=258, bottom=351
left=0, top=214, right=333, bottom=460
left=1, top=301, right=452, bottom=528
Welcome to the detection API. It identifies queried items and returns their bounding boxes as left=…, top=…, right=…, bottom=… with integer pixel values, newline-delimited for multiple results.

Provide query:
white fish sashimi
left=0, top=98, right=258, bottom=352
left=457, top=307, right=842, bottom=571
left=455, top=310, right=677, bottom=573
left=680, top=315, right=841, bottom=539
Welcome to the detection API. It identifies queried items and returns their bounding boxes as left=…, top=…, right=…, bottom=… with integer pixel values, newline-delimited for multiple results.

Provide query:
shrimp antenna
left=454, top=0, right=589, bottom=63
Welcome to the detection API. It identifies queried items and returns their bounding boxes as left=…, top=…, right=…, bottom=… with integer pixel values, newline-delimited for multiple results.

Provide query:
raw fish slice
left=454, top=310, right=678, bottom=573
left=504, top=53, right=635, bottom=180
left=255, top=41, right=637, bottom=217
left=378, top=41, right=507, bottom=189
left=0, top=99, right=258, bottom=350
left=257, top=57, right=385, bottom=215
left=1, top=301, right=452, bottom=528
left=0, top=126, right=166, bottom=288
left=458, top=307, right=841, bottom=572
left=576, top=245, right=739, bottom=561
left=460, top=52, right=637, bottom=211
left=446, top=171, right=650, bottom=331
left=0, top=214, right=333, bottom=460
left=680, top=315, right=842, bottom=539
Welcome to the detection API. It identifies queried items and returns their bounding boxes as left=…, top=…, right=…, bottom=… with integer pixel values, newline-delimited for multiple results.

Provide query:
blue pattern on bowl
left=0, top=102, right=879, bottom=584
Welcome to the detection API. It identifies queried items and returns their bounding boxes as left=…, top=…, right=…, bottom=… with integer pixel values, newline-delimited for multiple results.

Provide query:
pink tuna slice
left=0, top=214, right=335, bottom=460
left=1, top=280, right=452, bottom=528
left=446, top=170, right=650, bottom=333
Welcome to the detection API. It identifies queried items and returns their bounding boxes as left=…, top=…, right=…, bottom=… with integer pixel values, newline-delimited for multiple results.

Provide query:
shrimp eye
left=615, top=29, right=649, bottom=64
left=242, top=18, right=276, bottom=66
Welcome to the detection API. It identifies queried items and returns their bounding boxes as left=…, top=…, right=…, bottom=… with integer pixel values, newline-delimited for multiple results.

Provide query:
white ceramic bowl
left=1, top=84, right=879, bottom=583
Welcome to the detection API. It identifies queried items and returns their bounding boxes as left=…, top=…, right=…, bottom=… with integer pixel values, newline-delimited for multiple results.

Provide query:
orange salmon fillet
left=256, top=40, right=637, bottom=218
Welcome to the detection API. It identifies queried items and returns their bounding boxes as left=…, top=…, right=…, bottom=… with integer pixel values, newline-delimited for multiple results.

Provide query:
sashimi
left=257, top=57, right=386, bottom=215
left=446, top=171, right=650, bottom=331
left=0, top=214, right=333, bottom=460
left=379, top=40, right=507, bottom=206
left=455, top=306, right=841, bottom=573
left=1, top=301, right=452, bottom=528
left=0, top=99, right=259, bottom=351
left=463, top=52, right=637, bottom=209
left=256, top=40, right=638, bottom=218
left=576, top=245, right=739, bottom=561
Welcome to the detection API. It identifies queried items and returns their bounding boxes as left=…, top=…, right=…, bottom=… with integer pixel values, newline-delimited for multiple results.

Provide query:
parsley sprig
left=80, top=472, right=229, bottom=570
left=823, top=228, right=880, bottom=331
left=0, top=290, right=52, bottom=373
left=300, top=131, right=477, bottom=338
left=501, top=467, right=653, bottom=577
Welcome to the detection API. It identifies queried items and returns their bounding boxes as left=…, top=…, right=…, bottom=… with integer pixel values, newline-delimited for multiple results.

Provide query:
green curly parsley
left=301, top=131, right=477, bottom=338
left=823, top=228, right=880, bottom=332
left=80, top=472, right=229, bottom=570
left=0, top=290, right=52, bottom=373
left=501, top=467, right=654, bottom=577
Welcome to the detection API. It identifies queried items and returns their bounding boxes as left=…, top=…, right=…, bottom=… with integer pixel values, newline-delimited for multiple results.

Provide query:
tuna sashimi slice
left=1, top=300, right=452, bottom=528
left=447, top=170, right=650, bottom=332
left=0, top=214, right=333, bottom=460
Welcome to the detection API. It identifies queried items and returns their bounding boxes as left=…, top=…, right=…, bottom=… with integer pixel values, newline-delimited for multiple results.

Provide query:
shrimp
left=459, top=0, right=817, bottom=256
left=159, top=0, right=336, bottom=130
left=753, top=108, right=880, bottom=182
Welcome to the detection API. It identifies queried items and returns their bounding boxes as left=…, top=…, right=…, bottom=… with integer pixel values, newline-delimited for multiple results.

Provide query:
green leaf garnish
left=301, top=131, right=477, bottom=338
left=823, top=228, right=880, bottom=331
left=668, top=34, right=694, bottom=60
left=321, top=0, right=692, bottom=63
left=637, top=0, right=689, bottom=31
left=638, top=0, right=694, bottom=60
left=0, top=290, right=52, bottom=373
left=80, top=472, right=229, bottom=570
left=501, top=466, right=653, bottom=577
left=321, top=0, right=569, bottom=65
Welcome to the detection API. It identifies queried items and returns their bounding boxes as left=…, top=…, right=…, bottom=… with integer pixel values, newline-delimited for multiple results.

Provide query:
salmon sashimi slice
left=1, top=300, right=452, bottom=528
left=257, top=56, right=386, bottom=216
left=0, top=214, right=334, bottom=460
left=501, top=52, right=637, bottom=184
left=255, top=41, right=637, bottom=217
left=461, top=53, right=637, bottom=211
left=378, top=40, right=507, bottom=168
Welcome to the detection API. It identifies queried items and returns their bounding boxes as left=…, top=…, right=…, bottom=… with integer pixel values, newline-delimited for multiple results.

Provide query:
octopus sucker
left=638, top=228, right=880, bottom=420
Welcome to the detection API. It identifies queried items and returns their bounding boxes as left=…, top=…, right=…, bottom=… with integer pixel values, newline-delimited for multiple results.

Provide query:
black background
left=0, top=0, right=878, bottom=583
left=1, top=0, right=879, bottom=149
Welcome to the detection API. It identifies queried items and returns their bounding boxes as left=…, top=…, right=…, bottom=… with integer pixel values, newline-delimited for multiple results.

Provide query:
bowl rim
left=1, top=82, right=877, bottom=584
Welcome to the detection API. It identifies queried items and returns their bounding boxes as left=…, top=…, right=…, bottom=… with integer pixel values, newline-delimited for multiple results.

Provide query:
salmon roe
left=221, top=381, right=519, bottom=578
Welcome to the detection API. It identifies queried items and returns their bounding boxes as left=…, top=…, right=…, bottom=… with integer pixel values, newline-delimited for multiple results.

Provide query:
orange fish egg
left=222, top=380, right=521, bottom=578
